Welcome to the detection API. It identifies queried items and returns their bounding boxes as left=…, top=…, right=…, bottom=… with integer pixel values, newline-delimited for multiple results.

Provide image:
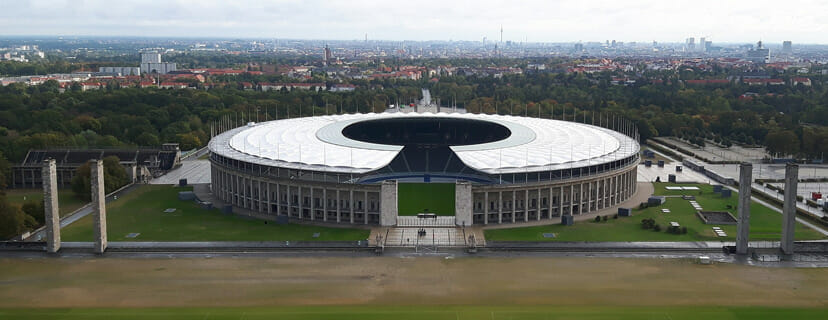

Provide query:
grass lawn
left=0, top=306, right=824, bottom=320
left=485, top=182, right=826, bottom=242
left=61, top=185, right=369, bottom=242
left=4, top=189, right=87, bottom=217
left=398, top=183, right=455, bottom=216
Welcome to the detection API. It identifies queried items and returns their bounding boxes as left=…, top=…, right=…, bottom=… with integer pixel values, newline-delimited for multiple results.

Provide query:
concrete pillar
left=380, top=180, right=397, bottom=226
left=587, top=181, right=592, bottom=212
left=511, top=190, right=516, bottom=223
left=257, top=180, right=262, bottom=212
left=91, top=160, right=107, bottom=254
left=536, top=188, right=542, bottom=221
left=781, top=163, right=798, bottom=255
left=42, top=159, right=60, bottom=253
left=604, top=178, right=609, bottom=208
left=484, top=191, right=489, bottom=225
left=286, top=184, right=291, bottom=216
left=349, top=189, right=354, bottom=224
left=455, top=181, right=472, bottom=227
left=736, top=163, right=752, bottom=255
left=266, top=182, right=271, bottom=215
left=364, top=191, right=368, bottom=224
left=276, top=183, right=281, bottom=215
left=524, top=189, right=529, bottom=222
left=336, top=189, right=341, bottom=222
left=323, top=188, right=328, bottom=222
left=558, top=187, right=563, bottom=216
left=309, top=187, right=314, bottom=221
left=298, top=186, right=303, bottom=219
left=498, top=191, right=503, bottom=223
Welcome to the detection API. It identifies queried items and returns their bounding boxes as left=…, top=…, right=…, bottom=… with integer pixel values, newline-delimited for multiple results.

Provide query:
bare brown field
left=0, top=257, right=826, bottom=308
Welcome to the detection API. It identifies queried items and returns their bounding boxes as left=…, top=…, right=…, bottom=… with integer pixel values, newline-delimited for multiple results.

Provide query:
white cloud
left=0, top=0, right=825, bottom=43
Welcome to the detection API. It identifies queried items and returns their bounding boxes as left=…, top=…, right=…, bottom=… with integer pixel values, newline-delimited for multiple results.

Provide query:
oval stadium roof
left=208, top=112, right=639, bottom=175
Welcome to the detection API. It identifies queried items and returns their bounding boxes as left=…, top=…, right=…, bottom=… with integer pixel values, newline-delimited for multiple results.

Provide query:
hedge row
left=645, top=140, right=684, bottom=161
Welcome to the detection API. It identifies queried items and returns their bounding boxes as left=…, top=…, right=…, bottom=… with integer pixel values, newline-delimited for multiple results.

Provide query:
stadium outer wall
left=208, top=156, right=638, bottom=226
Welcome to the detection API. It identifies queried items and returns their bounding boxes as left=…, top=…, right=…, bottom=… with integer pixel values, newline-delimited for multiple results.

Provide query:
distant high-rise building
left=746, top=41, right=770, bottom=63
left=611, top=40, right=616, bottom=47
left=699, top=37, right=706, bottom=52
left=685, top=37, right=695, bottom=52
left=782, top=41, right=792, bottom=53
left=574, top=42, right=584, bottom=52
left=140, top=51, right=176, bottom=74
left=324, top=44, right=332, bottom=65
left=141, top=52, right=161, bottom=64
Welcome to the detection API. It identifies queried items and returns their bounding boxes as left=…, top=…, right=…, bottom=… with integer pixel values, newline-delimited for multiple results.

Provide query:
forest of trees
left=1, top=57, right=828, bottom=239
left=1, top=69, right=826, bottom=168
left=0, top=155, right=128, bottom=240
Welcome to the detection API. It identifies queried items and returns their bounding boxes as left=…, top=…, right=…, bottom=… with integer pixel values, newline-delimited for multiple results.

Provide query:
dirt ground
left=0, top=256, right=826, bottom=308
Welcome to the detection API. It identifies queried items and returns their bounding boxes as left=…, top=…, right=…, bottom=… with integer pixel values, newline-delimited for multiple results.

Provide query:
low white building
left=99, top=67, right=141, bottom=76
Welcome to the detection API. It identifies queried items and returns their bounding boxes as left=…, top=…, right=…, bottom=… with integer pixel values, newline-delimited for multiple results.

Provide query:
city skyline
left=1, top=0, right=827, bottom=44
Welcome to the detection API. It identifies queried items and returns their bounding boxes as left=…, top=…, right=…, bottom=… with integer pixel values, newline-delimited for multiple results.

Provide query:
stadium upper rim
left=208, top=112, right=640, bottom=175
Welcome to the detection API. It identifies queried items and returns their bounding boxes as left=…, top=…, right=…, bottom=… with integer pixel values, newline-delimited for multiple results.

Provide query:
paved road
left=3, top=240, right=826, bottom=267
left=150, top=159, right=211, bottom=185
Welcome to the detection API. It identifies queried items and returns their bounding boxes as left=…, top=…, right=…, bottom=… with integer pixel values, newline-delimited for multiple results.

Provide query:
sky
left=1, top=0, right=827, bottom=44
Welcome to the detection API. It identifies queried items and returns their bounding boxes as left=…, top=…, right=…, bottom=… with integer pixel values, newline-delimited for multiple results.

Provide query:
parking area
left=659, top=137, right=770, bottom=163
left=637, top=161, right=710, bottom=183
left=151, top=159, right=212, bottom=185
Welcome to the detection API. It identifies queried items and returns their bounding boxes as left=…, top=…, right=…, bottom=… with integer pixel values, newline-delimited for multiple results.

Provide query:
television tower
left=500, top=25, right=503, bottom=43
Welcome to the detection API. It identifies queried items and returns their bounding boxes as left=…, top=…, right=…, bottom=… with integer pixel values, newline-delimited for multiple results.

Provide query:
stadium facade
left=208, top=112, right=640, bottom=226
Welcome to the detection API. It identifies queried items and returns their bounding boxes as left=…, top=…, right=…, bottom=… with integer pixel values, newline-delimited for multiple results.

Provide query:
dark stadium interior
left=344, top=117, right=510, bottom=175
left=342, top=117, right=511, bottom=146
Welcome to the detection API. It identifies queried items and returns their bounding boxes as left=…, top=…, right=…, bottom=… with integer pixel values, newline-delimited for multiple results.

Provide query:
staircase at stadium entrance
left=381, top=216, right=470, bottom=251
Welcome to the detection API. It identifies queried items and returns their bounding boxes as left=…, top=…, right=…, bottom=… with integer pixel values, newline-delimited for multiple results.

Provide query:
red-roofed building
left=791, top=77, right=811, bottom=86
left=743, top=78, right=784, bottom=86
left=80, top=82, right=102, bottom=91
left=159, top=82, right=190, bottom=89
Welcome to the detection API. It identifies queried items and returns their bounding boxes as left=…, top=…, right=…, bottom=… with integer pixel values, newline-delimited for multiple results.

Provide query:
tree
left=135, top=132, right=160, bottom=146
left=71, top=156, right=130, bottom=201
left=0, top=197, right=30, bottom=239
left=765, top=130, right=800, bottom=157
left=21, top=200, right=45, bottom=225
left=176, top=133, right=202, bottom=150
left=0, top=151, right=9, bottom=192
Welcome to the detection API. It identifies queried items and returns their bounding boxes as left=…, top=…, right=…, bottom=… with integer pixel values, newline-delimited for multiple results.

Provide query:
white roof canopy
left=209, top=112, right=639, bottom=174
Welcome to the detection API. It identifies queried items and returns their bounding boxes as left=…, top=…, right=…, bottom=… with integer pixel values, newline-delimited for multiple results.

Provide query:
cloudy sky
left=1, top=0, right=826, bottom=43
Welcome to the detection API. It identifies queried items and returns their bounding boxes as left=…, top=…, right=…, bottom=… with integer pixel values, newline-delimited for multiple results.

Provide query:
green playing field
left=397, top=183, right=455, bottom=216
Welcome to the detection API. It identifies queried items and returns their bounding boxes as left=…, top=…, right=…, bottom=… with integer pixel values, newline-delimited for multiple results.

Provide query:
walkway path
left=647, top=140, right=828, bottom=236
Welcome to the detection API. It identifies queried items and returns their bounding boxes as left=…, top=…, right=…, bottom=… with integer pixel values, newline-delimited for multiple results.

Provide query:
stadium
left=208, top=111, right=640, bottom=226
